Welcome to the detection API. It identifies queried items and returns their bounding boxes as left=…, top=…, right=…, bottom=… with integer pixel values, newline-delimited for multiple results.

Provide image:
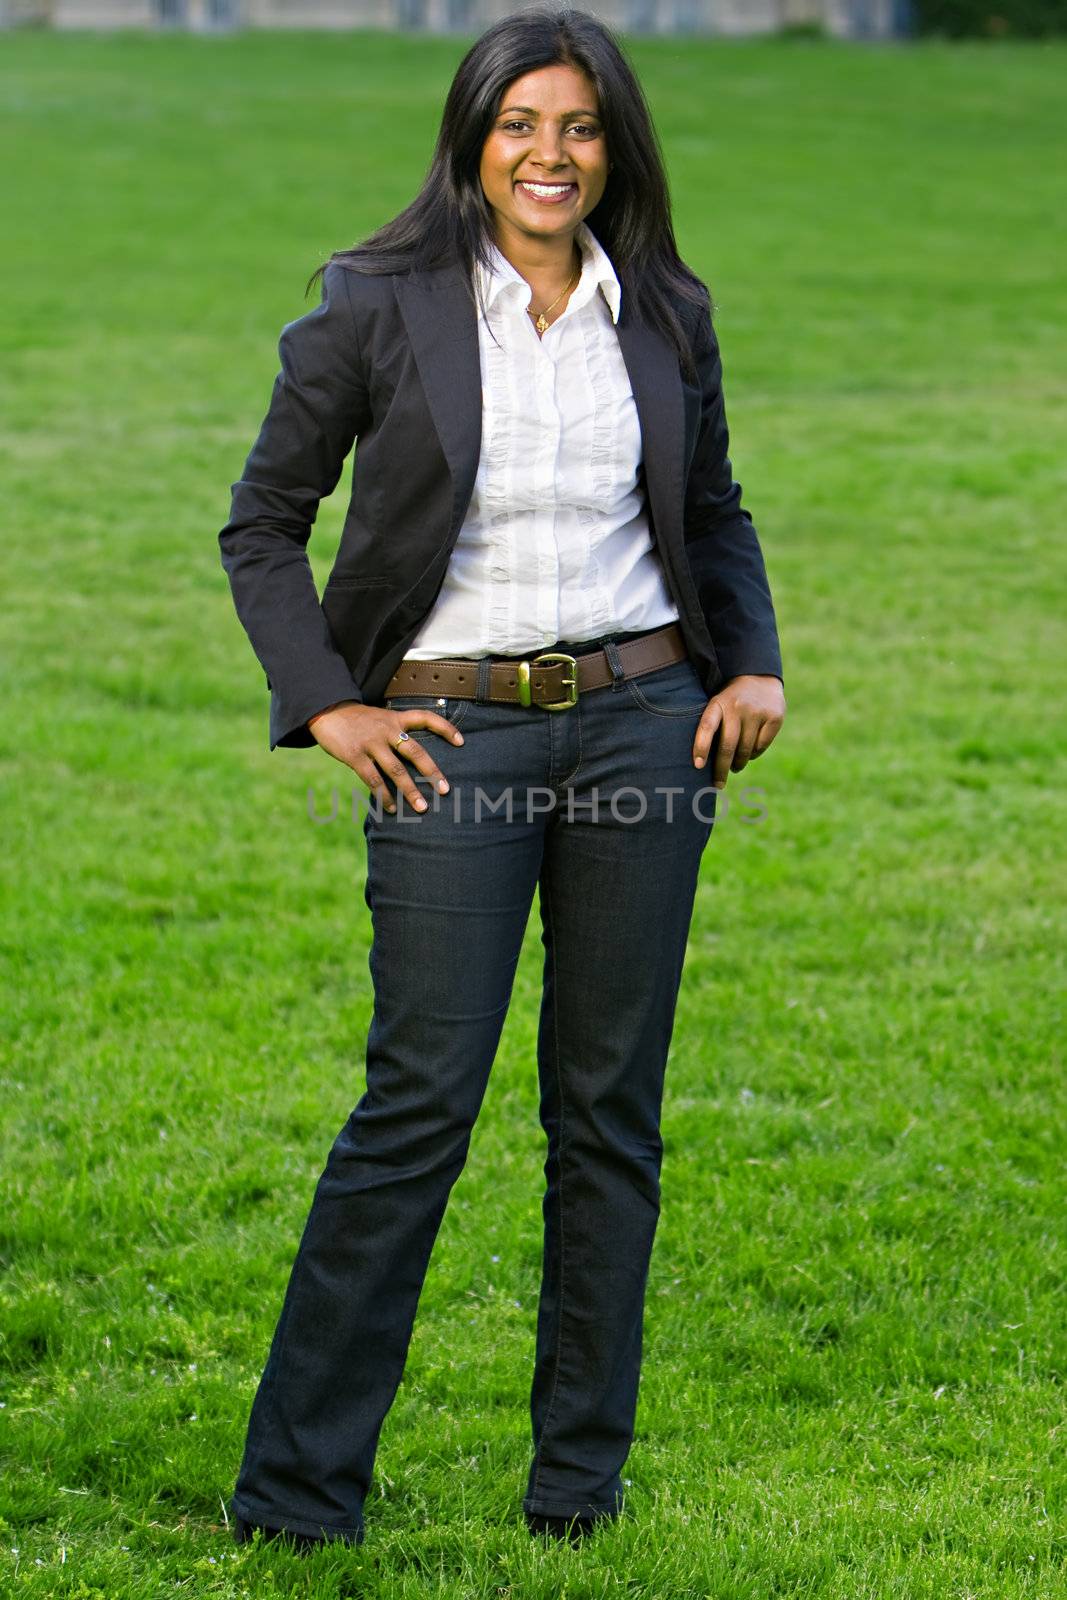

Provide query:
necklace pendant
left=534, top=312, right=548, bottom=334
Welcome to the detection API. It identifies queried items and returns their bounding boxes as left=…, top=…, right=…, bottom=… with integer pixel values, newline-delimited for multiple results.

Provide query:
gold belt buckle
left=516, top=651, right=578, bottom=710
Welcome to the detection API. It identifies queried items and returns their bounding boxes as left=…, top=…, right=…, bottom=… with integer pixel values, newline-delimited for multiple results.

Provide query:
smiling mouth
left=516, top=180, right=578, bottom=203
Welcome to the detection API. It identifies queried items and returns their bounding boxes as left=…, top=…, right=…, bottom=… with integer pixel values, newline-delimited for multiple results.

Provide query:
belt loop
left=602, top=638, right=626, bottom=690
left=475, top=656, right=493, bottom=704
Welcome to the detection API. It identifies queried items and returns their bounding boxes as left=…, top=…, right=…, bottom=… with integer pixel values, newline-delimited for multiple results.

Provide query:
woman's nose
left=532, top=127, right=565, bottom=166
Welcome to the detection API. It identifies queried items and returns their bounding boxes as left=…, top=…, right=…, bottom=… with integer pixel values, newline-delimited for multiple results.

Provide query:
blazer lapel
left=615, top=307, right=685, bottom=560
left=394, top=258, right=686, bottom=563
left=394, top=265, right=483, bottom=532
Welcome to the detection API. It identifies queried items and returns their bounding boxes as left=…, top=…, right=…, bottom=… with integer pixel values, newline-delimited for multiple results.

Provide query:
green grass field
left=1, top=26, right=1065, bottom=1599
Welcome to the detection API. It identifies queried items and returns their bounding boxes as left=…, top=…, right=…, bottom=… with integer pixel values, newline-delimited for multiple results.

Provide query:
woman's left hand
left=693, top=674, right=786, bottom=789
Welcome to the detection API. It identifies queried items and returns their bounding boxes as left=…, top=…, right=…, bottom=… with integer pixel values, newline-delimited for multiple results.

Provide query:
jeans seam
left=553, top=701, right=583, bottom=791
left=529, top=868, right=568, bottom=1506
left=626, top=692, right=708, bottom=718
left=242, top=1253, right=312, bottom=1465
left=624, top=661, right=708, bottom=718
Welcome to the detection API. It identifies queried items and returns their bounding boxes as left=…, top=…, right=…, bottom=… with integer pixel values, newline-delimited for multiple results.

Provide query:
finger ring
left=392, top=732, right=411, bottom=749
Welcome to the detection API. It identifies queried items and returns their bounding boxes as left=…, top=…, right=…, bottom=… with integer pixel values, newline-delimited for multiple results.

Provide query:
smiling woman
left=291, top=2, right=720, bottom=379
left=478, top=62, right=610, bottom=328
left=218, top=1, right=785, bottom=1558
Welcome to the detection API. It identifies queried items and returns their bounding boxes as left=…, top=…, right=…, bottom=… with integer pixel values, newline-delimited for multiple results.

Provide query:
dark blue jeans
left=231, top=633, right=718, bottom=1542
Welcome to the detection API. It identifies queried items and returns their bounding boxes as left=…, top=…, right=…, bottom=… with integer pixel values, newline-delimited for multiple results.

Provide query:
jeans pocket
left=382, top=693, right=472, bottom=732
left=623, top=658, right=710, bottom=718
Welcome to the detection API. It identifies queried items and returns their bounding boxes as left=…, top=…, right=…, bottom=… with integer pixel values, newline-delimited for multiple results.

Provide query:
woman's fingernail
left=438, top=779, right=449, bottom=794
left=694, top=757, right=704, bottom=768
left=414, top=797, right=427, bottom=811
left=454, top=734, right=464, bottom=744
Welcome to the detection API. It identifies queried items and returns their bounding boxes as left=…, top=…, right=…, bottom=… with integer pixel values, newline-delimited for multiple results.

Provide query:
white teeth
left=519, top=181, right=574, bottom=196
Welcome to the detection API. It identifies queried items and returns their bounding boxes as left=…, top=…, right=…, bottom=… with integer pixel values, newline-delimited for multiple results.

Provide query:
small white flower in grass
left=491, top=1255, right=500, bottom=1263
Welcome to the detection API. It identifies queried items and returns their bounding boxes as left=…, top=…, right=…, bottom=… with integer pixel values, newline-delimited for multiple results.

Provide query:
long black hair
left=308, top=6, right=711, bottom=375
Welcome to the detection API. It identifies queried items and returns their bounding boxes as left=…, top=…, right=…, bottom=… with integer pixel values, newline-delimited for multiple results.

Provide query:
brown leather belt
left=383, top=622, right=689, bottom=710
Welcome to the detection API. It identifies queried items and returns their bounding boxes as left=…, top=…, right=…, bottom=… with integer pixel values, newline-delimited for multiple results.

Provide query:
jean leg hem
left=522, top=1495, right=621, bottom=1519
left=231, top=1493, right=365, bottom=1543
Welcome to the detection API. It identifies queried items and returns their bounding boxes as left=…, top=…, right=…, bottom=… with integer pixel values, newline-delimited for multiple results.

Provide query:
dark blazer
left=219, top=256, right=783, bottom=750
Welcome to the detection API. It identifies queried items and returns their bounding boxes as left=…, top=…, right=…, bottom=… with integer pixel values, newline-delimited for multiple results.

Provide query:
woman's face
left=479, top=62, right=609, bottom=249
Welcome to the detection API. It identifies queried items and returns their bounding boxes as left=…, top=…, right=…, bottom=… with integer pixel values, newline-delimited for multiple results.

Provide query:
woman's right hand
left=306, top=700, right=464, bottom=814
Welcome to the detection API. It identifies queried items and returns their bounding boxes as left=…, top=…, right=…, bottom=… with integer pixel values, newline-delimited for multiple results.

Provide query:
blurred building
left=3, top=0, right=915, bottom=36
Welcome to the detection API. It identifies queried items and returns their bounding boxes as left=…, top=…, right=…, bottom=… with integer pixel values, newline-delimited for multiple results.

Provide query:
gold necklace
left=527, top=261, right=581, bottom=336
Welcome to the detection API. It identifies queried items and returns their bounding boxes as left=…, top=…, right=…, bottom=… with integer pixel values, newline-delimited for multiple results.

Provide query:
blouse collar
left=475, top=221, right=622, bottom=326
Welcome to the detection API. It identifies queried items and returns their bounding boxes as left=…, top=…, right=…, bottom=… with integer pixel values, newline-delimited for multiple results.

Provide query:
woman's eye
left=499, top=120, right=600, bottom=136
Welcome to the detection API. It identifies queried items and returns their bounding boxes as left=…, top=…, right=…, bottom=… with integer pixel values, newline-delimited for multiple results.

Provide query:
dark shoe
left=525, top=1510, right=607, bottom=1545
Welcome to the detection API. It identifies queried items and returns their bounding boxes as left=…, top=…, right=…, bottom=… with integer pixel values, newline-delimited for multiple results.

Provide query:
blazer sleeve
left=218, top=261, right=372, bottom=750
left=683, top=301, right=784, bottom=689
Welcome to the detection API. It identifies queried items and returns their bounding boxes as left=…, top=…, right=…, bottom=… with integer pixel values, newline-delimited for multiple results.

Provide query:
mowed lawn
left=1, top=26, right=1065, bottom=1599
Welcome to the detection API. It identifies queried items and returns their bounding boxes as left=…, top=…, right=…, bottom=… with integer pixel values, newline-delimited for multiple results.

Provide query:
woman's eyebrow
left=498, top=105, right=600, bottom=119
